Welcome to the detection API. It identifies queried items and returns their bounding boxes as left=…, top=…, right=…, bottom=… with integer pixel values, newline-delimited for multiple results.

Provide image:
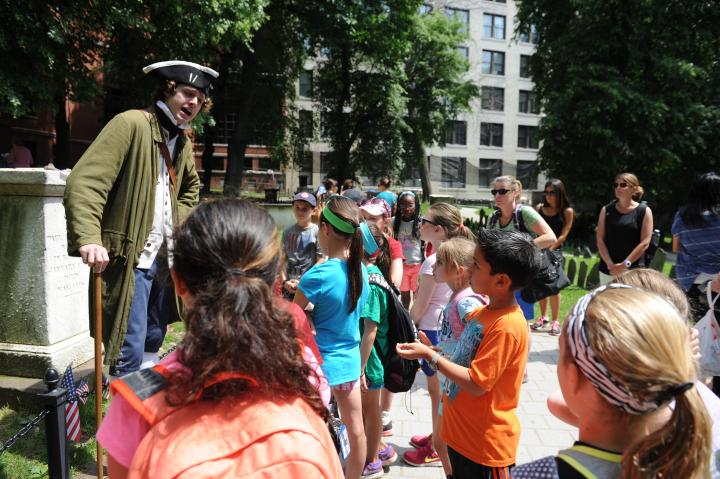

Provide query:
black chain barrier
left=0, top=409, right=50, bottom=455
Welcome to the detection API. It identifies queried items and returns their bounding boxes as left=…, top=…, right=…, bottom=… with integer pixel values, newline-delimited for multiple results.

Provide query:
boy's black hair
left=475, top=228, right=542, bottom=290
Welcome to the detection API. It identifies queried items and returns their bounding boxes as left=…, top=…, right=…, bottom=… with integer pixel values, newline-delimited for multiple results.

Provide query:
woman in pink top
left=97, top=199, right=338, bottom=478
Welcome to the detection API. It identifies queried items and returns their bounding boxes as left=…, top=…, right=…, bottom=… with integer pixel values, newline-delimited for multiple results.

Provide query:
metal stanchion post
left=38, top=368, right=70, bottom=479
left=94, top=271, right=104, bottom=479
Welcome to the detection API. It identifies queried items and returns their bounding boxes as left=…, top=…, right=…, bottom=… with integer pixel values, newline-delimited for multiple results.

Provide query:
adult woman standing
left=487, top=175, right=555, bottom=380
left=596, top=173, right=653, bottom=284
left=531, top=179, right=574, bottom=335
left=671, top=172, right=720, bottom=320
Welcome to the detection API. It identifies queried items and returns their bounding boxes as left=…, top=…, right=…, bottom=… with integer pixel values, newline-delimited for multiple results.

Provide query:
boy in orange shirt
left=396, top=229, right=541, bottom=478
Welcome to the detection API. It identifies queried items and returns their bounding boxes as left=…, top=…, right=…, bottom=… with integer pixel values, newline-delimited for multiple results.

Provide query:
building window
left=299, top=70, right=313, bottom=97
left=481, top=87, right=504, bottom=111
left=517, top=125, right=539, bottom=149
left=516, top=160, right=538, bottom=189
left=441, top=157, right=466, bottom=188
left=299, top=110, right=314, bottom=138
left=320, top=152, right=332, bottom=174
left=520, top=55, right=531, bottom=78
left=519, top=90, right=540, bottom=114
left=478, top=159, right=502, bottom=187
left=215, top=111, right=237, bottom=144
left=444, top=120, right=467, bottom=145
left=445, top=8, right=469, bottom=34
left=457, top=46, right=469, bottom=59
left=519, top=24, right=539, bottom=44
left=300, top=151, right=313, bottom=173
left=483, top=14, right=505, bottom=40
left=420, top=3, right=432, bottom=14
left=482, top=50, right=505, bottom=75
left=258, top=156, right=280, bottom=170
left=480, top=123, right=503, bottom=147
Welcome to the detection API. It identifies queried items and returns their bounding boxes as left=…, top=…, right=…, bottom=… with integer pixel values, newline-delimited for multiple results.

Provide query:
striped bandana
left=565, top=284, right=664, bottom=415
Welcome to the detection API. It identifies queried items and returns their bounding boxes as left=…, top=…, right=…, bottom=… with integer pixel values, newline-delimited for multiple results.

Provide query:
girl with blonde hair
left=513, top=285, right=712, bottom=478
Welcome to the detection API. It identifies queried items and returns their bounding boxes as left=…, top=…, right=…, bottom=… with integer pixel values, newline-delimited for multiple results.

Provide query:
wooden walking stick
left=93, top=270, right=104, bottom=479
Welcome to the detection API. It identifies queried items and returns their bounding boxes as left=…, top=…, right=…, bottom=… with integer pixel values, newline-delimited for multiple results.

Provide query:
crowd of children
left=97, top=175, right=719, bottom=479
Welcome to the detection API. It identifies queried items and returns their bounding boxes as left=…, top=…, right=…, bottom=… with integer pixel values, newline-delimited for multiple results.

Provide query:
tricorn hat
left=143, top=60, right=219, bottom=93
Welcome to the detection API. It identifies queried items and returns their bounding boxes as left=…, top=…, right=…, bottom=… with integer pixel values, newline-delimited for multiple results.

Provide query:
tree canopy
left=517, top=0, right=720, bottom=224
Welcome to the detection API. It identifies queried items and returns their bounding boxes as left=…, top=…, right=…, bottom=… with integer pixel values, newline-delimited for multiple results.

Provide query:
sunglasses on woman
left=613, top=182, right=629, bottom=189
left=420, top=216, right=438, bottom=226
left=491, top=188, right=512, bottom=196
left=544, top=190, right=557, bottom=196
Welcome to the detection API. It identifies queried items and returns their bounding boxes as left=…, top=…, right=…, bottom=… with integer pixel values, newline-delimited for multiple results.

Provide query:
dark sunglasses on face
left=544, top=190, right=557, bottom=196
left=420, top=216, right=438, bottom=226
left=491, top=188, right=512, bottom=196
left=614, top=182, right=629, bottom=189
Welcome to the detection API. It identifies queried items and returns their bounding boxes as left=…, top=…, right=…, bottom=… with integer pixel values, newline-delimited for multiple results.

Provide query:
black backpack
left=367, top=273, right=420, bottom=393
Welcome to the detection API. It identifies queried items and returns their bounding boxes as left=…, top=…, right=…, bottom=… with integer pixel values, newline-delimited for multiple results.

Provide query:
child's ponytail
left=623, top=386, right=711, bottom=479
left=347, top=227, right=364, bottom=312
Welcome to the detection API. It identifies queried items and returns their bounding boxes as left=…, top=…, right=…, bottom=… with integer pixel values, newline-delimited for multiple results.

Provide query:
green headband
left=322, top=206, right=356, bottom=234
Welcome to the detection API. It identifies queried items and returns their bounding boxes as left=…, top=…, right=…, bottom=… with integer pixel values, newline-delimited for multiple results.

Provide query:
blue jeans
left=110, top=258, right=173, bottom=376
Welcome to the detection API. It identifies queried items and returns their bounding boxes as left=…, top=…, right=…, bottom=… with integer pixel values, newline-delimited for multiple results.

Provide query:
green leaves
left=517, top=0, right=720, bottom=224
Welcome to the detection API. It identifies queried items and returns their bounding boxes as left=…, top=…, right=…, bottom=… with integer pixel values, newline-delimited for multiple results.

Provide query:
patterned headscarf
left=565, top=284, right=693, bottom=414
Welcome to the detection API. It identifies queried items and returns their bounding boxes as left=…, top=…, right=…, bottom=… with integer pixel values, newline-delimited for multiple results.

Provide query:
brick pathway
left=384, top=330, right=577, bottom=478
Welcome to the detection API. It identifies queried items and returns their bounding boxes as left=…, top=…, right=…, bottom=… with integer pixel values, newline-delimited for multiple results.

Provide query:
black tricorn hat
left=143, top=61, right=219, bottom=93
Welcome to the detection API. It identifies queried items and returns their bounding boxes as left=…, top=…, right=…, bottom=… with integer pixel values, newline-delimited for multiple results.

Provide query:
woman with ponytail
left=295, top=195, right=369, bottom=479
left=513, top=285, right=712, bottom=478
left=98, top=199, right=342, bottom=478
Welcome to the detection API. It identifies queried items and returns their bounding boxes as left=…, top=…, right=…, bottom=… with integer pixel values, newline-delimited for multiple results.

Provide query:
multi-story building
left=289, top=0, right=542, bottom=201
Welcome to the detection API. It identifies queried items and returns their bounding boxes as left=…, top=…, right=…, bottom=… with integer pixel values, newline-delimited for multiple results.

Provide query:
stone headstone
left=577, top=261, right=589, bottom=289
left=586, top=262, right=600, bottom=290
left=566, top=257, right=578, bottom=285
left=0, top=169, right=94, bottom=378
left=649, top=248, right=666, bottom=272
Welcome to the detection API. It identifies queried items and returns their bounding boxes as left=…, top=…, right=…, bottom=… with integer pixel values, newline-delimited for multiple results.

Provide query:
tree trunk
left=224, top=47, right=259, bottom=197
left=54, top=92, right=71, bottom=168
left=413, top=134, right=432, bottom=202
left=329, top=44, right=355, bottom=182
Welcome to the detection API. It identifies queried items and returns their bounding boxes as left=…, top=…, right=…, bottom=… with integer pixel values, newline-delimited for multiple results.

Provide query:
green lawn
left=0, top=394, right=107, bottom=479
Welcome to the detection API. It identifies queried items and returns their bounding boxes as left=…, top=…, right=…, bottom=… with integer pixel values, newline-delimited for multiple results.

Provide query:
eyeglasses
left=544, top=190, right=557, bottom=196
left=613, top=182, right=629, bottom=189
left=420, top=216, right=438, bottom=226
left=491, top=188, right=512, bottom=196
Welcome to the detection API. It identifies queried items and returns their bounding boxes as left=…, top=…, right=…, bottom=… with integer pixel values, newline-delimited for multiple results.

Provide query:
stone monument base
left=0, top=333, right=95, bottom=378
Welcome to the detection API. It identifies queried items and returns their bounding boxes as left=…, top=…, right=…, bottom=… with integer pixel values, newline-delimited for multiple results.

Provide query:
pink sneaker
left=409, top=433, right=432, bottom=449
left=402, top=443, right=441, bottom=467
left=550, top=320, right=561, bottom=335
left=530, top=316, right=549, bottom=331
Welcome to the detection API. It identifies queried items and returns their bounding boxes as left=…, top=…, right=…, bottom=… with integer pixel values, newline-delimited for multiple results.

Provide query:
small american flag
left=76, top=379, right=90, bottom=405
left=60, top=366, right=81, bottom=442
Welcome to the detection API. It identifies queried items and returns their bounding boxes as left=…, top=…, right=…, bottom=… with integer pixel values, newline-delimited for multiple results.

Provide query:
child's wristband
left=429, top=351, right=442, bottom=371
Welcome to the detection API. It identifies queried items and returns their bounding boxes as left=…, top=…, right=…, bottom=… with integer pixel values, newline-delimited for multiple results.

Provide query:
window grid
left=517, top=125, right=539, bottom=149
left=445, top=120, right=467, bottom=145
left=299, top=70, right=313, bottom=97
left=519, top=90, right=539, bottom=114
left=520, top=55, right=531, bottom=78
left=440, top=157, right=467, bottom=188
left=481, top=87, right=505, bottom=111
left=482, top=50, right=505, bottom=75
left=517, top=160, right=538, bottom=189
left=445, top=8, right=470, bottom=34
left=478, top=159, right=503, bottom=187
left=483, top=14, right=506, bottom=40
left=480, top=123, right=503, bottom=147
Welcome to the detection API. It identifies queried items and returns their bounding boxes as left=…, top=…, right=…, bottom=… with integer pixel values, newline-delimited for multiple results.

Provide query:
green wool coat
left=64, top=109, right=200, bottom=364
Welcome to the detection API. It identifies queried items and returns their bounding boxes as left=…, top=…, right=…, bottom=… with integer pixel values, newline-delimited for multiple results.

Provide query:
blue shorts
left=515, top=291, right=535, bottom=321
left=367, top=380, right=384, bottom=391
left=420, top=329, right=440, bottom=377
